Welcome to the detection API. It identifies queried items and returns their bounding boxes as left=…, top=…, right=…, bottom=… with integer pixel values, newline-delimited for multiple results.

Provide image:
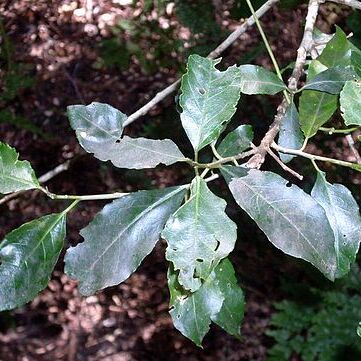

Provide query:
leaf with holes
left=0, top=213, right=66, bottom=311
left=179, top=54, right=243, bottom=151
left=311, top=170, right=361, bottom=278
left=65, top=186, right=186, bottom=296
left=277, top=103, right=304, bottom=163
left=68, top=102, right=185, bottom=169
left=168, top=258, right=244, bottom=346
left=217, top=125, right=254, bottom=158
left=222, top=167, right=338, bottom=281
left=340, top=81, right=361, bottom=126
left=237, top=65, right=287, bottom=95
left=162, top=177, right=237, bottom=292
left=0, top=142, right=40, bottom=194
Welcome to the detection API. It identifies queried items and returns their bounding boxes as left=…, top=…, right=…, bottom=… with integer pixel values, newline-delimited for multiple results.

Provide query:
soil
left=0, top=1, right=360, bottom=360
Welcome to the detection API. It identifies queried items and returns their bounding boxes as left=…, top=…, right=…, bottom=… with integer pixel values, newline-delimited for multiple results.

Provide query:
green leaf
left=217, top=125, right=254, bottom=157
left=237, top=65, right=287, bottom=95
left=0, top=213, right=66, bottom=311
left=168, top=258, right=244, bottom=345
left=162, top=177, right=237, bottom=292
left=340, top=81, right=361, bottom=126
left=168, top=264, right=224, bottom=347
left=302, top=66, right=357, bottom=94
left=317, top=26, right=353, bottom=68
left=278, top=103, right=304, bottom=163
left=179, top=55, right=242, bottom=151
left=211, top=258, right=245, bottom=337
left=0, top=142, right=40, bottom=194
left=351, top=51, right=361, bottom=77
left=311, top=171, right=361, bottom=278
left=65, top=186, right=186, bottom=296
left=68, top=102, right=185, bottom=169
left=299, top=61, right=338, bottom=139
left=224, top=168, right=338, bottom=280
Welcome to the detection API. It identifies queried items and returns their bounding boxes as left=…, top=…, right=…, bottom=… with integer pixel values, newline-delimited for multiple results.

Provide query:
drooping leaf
left=217, top=125, right=254, bottom=158
left=211, top=258, right=244, bottom=337
left=351, top=51, right=361, bottom=77
left=299, top=90, right=338, bottom=138
left=340, top=81, right=361, bottom=126
left=162, top=177, right=237, bottom=292
left=0, top=142, right=40, bottom=194
left=278, top=103, right=304, bottom=163
left=168, top=258, right=244, bottom=345
left=179, top=55, right=242, bottom=151
left=302, top=66, right=357, bottom=94
left=168, top=264, right=224, bottom=347
left=237, top=65, right=287, bottom=95
left=65, top=186, right=187, bottom=296
left=311, top=171, right=361, bottom=278
left=223, top=167, right=338, bottom=280
left=68, top=102, right=185, bottom=169
left=0, top=213, right=66, bottom=311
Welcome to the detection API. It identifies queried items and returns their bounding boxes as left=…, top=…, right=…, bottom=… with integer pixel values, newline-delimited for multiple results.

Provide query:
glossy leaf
left=237, top=65, right=287, bottom=95
left=168, top=264, right=223, bottom=346
left=351, top=50, right=361, bottom=77
left=179, top=55, right=242, bottom=151
left=211, top=258, right=244, bottom=337
left=340, top=81, right=361, bottom=126
left=65, top=186, right=186, bottom=296
left=302, top=66, right=357, bottom=94
left=224, top=168, right=338, bottom=280
left=68, top=102, right=185, bottom=169
left=168, top=258, right=244, bottom=345
left=278, top=103, right=304, bottom=163
left=162, top=177, right=237, bottom=292
left=311, top=171, right=361, bottom=278
left=0, top=213, right=66, bottom=311
left=0, top=142, right=40, bottom=194
left=217, top=125, right=254, bottom=157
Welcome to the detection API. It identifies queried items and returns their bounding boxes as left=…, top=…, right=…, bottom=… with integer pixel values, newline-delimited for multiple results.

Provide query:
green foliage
left=1, top=20, right=361, bottom=347
left=267, top=268, right=361, bottom=361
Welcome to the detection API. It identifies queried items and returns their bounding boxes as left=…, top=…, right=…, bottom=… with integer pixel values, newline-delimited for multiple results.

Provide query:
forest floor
left=0, top=1, right=360, bottom=360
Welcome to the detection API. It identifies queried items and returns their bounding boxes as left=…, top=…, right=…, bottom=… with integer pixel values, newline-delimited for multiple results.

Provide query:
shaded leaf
left=224, top=168, right=338, bottom=280
left=311, top=171, right=361, bottom=278
left=217, top=125, right=254, bottom=158
left=237, top=65, right=287, bottom=95
left=162, top=177, right=237, bottom=292
left=65, top=186, right=186, bottom=296
left=0, top=214, right=66, bottom=311
left=302, top=66, right=357, bottom=94
left=68, top=102, right=185, bottom=169
left=278, top=103, right=304, bottom=163
left=211, top=258, right=244, bottom=337
left=0, top=142, right=40, bottom=194
left=351, top=50, right=361, bottom=77
left=340, top=81, right=361, bottom=126
left=168, top=258, right=244, bottom=345
left=179, top=55, right=242, bottom=151
left=168, top=264, right=223, bottom=347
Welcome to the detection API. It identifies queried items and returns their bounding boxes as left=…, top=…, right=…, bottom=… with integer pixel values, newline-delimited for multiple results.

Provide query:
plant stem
left=272, top=142, right=361, bottom=171
left=245, top=0, right=291, bottom=104
left=61, top=199, right=80, bottom=215
left=319, top=126, right=360, bottom=135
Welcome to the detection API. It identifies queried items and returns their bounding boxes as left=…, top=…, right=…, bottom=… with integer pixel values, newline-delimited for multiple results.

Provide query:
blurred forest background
left=1, top=1, right=361, bottom=360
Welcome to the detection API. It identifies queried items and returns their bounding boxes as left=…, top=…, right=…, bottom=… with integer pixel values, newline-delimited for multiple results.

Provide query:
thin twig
left=246, top=0, right=320, bottom=169
left=123, top=0, right=279, bottom=126
left=346, top=134, right=361, bottom=164
left=324, top=0, right=361, bottom=10
left=0, top=160, right=71, bottom=206
left=267, top=148, right=304, bottom=180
